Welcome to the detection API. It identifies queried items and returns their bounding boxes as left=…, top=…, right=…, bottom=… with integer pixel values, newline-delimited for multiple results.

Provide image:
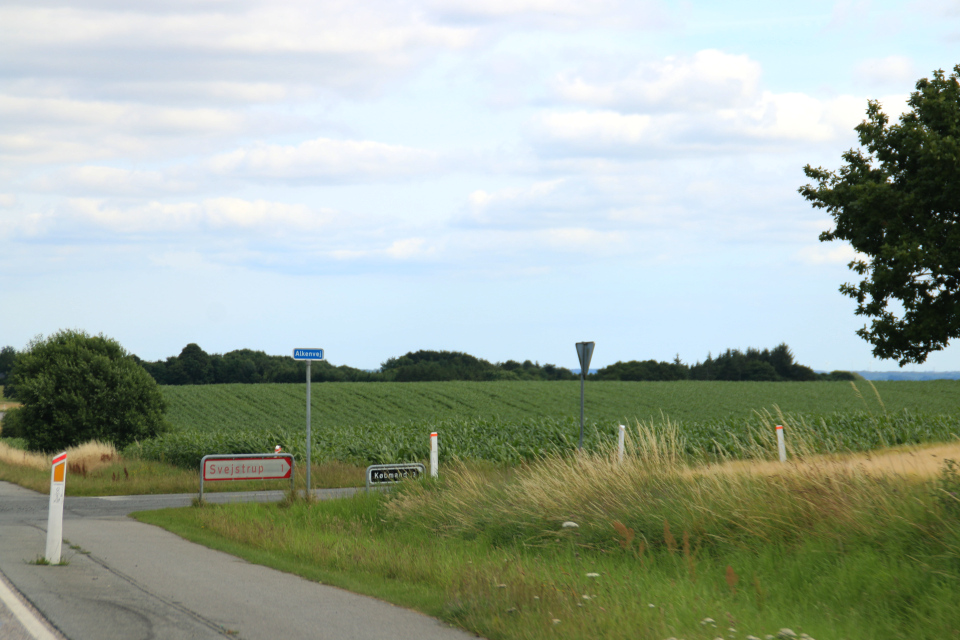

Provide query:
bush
left=0, top=407, right=25, bottom=439
left=9, top=330, right=167, bottom=451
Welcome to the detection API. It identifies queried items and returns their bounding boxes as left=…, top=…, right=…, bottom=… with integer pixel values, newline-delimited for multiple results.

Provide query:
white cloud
left=540, top=227, right=626, bottom=252
left=0, top=3, right=478, bottom=100
left=0, top=193, right=16, bottom=207
left=385, top=237, right=433, bottom=259
left=529, top=91, right=895, bottom=157
left=854, top=55, right=916, bottom=87
left=210, top=137, right=442, bottom=182
left=31, top=166, right=198, bottom=196
left=63, top=197, right=336, bottom=235
left=531, top=110, right=653, bottom=154
left=724, top=91, right=866, bottom=143
left=0, top=95, right=244, bottom=135
left=552, top=50, right=762, bottom=112
left=0, top=94, right=247, bottom=164
left=425, top=0, right=671, bottom=28
left=795, top=242, right=867, bottom=266
left=0, top=4, right=475, bottom=55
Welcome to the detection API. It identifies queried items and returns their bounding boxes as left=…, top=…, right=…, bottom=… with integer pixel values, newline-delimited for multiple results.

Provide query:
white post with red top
left=776, top=425, right=787, bottom=462
left=45, top=452, right=67, bottom=564
left=430, top=432, right=438, bottom=478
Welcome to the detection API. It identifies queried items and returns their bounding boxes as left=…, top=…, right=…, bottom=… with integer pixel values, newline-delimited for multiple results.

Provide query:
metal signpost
left=575, top=341, right=595, bottom=450
left=365, top=463, right=426, bottom=491
left=199, top=453, right=295, bottom=499
left=293, top=348, right=324, bottom=494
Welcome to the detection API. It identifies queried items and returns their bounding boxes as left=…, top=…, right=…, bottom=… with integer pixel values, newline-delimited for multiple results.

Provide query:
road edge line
left=0, top=572, right=61, bottom=640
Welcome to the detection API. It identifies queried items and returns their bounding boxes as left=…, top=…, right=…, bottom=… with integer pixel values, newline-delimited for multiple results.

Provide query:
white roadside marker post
left=776, top=425, right=787, bottom=462
left=430, top=431, right=438, bottom=478
left=618, top=424, right=625, bottom=464
left=45, top=452, right=67, bottom=564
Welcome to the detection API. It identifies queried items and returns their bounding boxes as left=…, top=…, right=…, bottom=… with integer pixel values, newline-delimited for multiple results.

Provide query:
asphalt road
left=0, top=481, right=480, bottom=640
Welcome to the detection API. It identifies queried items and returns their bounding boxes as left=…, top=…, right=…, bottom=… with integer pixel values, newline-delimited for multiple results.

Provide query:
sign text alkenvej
left=293, top=349, right=324, bottom=360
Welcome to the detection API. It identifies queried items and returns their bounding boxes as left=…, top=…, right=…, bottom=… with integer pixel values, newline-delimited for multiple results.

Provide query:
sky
left=1, top=0, right=959, bottom=372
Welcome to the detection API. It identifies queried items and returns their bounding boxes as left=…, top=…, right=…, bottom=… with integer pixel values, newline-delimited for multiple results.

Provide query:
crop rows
left=127, top=380, right=960, bottom=468
left=160, top=379, right=960, bottom=431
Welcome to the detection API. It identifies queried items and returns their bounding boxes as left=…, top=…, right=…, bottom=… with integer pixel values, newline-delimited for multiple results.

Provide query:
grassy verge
left=0, top=439, right=365, bottom=495
left=135, top=443, right=960, bottom=640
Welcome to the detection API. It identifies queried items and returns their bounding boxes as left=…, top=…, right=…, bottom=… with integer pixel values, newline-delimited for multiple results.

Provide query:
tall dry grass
left=386, top=419, right=960, bottom=557
left=0, top=440, right=117, bottom=473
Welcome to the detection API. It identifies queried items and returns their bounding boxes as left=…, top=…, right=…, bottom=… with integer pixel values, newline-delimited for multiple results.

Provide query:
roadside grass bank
left=136, top=441, right=960, bottom=640
left=0, top=439, right=365, bottom=495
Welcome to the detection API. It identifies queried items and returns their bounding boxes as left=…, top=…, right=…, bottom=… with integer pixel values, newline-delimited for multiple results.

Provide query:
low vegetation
left=0, top=439, right=364, bottom=495
left=136, top=432, right=960, bottom=640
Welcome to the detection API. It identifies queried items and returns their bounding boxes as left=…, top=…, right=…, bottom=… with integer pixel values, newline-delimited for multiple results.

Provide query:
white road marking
left=0, top=574, right=60, bottom=640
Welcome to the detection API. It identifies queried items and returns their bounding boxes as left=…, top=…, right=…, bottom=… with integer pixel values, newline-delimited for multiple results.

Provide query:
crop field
left=160, top=379, right=960, bottom=427
left=125, top=380, right=960, bottom=469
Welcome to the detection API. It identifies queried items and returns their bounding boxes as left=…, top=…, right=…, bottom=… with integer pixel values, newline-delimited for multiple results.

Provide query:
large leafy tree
left=7, top=330, right=167, bottom=451
left=800, top=65, right=960, bottom=365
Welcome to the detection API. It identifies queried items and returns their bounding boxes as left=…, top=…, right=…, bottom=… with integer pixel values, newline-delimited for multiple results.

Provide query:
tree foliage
left=8, top=330, right=167, bottom=451
left=593, top=344, right=840, bottom=382
left=137, top=344, right=379, bottom=385
left=800, top=65, right=960, bottom=365
left=0, top=345, right=16, bottom=387
left=138, top=345, right=577, bottom=384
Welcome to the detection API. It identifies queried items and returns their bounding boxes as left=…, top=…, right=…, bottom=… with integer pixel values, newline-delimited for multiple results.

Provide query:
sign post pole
left=575, top=342, right=595, bottom=451
left=293, top=348, right=324, bottom=497
left=45, top=452, right=67, bottom=564
left=306, top=360, right=311, bottom=495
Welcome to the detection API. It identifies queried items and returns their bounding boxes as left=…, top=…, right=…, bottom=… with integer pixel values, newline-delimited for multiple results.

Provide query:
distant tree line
left=0, top=341, right=858, bottom=392
left=132, top=345, right=578, bottom=385
left=594, top=344, right=858, bottom=382
left=134, top=344, right=380, bottom=385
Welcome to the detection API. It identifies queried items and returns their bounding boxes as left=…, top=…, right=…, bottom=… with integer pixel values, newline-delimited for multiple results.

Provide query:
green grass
left=135, top=449, right=960, bottom=640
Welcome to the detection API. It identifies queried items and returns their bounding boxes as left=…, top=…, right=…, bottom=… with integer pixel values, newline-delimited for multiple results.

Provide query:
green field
left=130, top=380, right=960, bottom=469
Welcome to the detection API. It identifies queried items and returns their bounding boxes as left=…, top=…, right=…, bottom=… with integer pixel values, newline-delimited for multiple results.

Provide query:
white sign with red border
left=199, top=453, right=296, bottom=499
left=203, top=456, right=292, bottom=481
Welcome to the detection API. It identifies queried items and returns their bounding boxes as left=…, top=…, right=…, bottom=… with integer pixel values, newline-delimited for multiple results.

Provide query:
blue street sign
left=292, top=348, right=324, bottom=360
